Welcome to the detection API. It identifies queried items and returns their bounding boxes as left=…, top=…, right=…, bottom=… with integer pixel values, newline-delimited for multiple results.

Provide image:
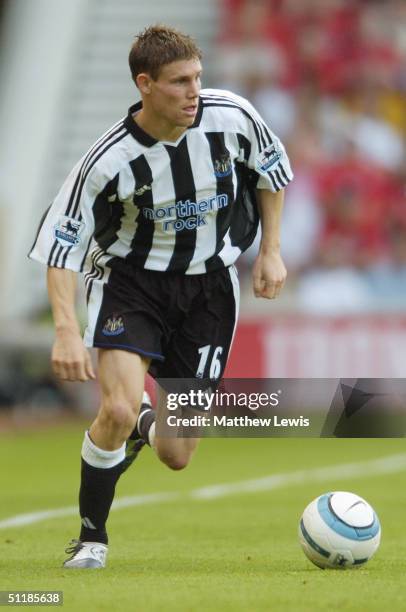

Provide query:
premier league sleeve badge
left=54, top=216, right=84, bottom=248
left=256, top=140, right=283, bottom=174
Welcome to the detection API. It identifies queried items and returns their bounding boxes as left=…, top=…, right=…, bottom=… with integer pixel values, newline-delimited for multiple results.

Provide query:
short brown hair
left=129, top=25, right=202, bottom=83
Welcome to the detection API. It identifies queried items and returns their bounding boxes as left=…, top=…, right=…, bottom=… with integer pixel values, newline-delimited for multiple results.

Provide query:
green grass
left=0, top=426, right=405, bottom=611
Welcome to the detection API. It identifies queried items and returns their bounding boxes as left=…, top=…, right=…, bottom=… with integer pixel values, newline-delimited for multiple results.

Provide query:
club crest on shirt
left=256, top=141, right=283, bottom=174
left=214, top=154, right=232, bottom=178
left=102, top=315, right=125, bottom=336
left=54, top=216, right=84, bottom=247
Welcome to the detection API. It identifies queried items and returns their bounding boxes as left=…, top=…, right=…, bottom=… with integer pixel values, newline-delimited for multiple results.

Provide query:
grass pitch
left=0, top=424, right=405, bottom=611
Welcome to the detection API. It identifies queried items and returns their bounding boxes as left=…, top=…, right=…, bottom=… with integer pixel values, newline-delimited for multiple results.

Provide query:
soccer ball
left=298, top=491, right=381, bottom=569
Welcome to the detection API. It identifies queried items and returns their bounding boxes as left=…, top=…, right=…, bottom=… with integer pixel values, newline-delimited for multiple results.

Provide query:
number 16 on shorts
left=196, top=345, right=223, bottom=379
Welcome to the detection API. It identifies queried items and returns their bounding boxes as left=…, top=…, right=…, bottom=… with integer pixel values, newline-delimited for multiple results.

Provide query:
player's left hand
left=252, top=251, right=287, bottom=299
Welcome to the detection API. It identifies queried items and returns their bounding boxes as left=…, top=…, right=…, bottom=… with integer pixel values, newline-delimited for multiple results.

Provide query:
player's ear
left=136, top=73, right=152, bottom=94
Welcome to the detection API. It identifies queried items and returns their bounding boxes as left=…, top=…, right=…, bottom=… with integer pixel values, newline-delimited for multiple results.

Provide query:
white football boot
left=63, top=539, right=108, bottom=569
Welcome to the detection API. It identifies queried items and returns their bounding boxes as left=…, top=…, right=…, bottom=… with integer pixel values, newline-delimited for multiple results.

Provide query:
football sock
left=79, top=431, right=125, bottom=545
left=137, top=409, right=156, bottom=447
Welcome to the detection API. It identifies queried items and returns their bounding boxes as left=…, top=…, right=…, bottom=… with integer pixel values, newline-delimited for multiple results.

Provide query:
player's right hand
left=51, top=328, right=96, bottom=382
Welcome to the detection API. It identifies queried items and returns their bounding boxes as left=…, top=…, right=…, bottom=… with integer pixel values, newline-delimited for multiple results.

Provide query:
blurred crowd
left=218, top=0, right=406, bottom=312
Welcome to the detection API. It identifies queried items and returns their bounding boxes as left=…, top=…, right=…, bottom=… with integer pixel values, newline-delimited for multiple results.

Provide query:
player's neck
left=134, top=109, right=187, bottom=143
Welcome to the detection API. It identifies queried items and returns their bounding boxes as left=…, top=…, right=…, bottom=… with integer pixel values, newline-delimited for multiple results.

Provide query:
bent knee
left=159, top=454, right=190, bottom=471
left=167, top=459, right=189, bottom=471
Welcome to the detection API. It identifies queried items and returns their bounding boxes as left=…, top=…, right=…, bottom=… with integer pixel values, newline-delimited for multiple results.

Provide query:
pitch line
left=1, top=453, right=406, bottom=529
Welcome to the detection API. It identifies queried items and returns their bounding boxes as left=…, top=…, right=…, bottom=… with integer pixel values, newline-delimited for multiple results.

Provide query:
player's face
left=147, top=59, right=202, bottom=128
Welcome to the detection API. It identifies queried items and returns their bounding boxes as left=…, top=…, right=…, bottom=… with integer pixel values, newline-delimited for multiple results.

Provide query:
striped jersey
left=29, top=89, right=293, bottom=275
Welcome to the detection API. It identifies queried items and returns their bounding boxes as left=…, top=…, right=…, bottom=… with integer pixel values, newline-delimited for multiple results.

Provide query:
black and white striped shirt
left=29, top=89, right=293, bottom=275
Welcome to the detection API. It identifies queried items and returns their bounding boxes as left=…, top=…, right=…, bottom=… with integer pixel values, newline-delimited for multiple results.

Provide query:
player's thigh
left=98, top=348, right=150, bottom=412
left=164, top=266, right=239, bottom=380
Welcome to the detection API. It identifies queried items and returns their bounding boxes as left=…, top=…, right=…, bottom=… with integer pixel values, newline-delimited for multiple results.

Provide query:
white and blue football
left=298, top=491, right=381, bottom=569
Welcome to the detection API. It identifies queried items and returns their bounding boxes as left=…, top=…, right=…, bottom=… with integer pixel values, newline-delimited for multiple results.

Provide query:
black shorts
left=84, top=259, right=240, bottom=381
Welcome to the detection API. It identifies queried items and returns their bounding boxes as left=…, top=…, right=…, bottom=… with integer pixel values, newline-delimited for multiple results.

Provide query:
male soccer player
left=29, top=25, right=293, bottom=568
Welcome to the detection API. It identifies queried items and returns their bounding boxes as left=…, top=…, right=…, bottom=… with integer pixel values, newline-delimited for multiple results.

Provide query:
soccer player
left=29, top=25, right=293, bottom=568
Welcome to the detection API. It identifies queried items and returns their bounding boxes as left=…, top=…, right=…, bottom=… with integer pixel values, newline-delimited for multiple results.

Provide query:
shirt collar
left=123, top=97, right=203, bottom=147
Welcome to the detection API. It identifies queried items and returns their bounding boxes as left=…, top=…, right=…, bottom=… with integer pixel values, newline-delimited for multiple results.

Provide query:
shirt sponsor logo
left=54, top=216, right=83, bottom=247
left=102, top=315, right=125, bottom=336
left=142, top=194, right=229, bottom=233
left=256, top=141, right=283, bottom=174
left=214, top=154, right=232, bottom=178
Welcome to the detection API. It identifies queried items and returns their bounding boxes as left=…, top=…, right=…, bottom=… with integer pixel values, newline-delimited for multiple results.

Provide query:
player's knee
left=160, top=454, right=190, bottom=471
left=166, top=458, right=189, bottom=471
left=100, top=396, right=139, bottom=437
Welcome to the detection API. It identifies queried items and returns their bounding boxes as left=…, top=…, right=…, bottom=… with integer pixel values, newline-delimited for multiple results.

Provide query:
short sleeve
left=240, top=97, right=294, bottom=192
left=211, top=89, right=294, bottom=192
left=28, top=159, right=104, bottom=271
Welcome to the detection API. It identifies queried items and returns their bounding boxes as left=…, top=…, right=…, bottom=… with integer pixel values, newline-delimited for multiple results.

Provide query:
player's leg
left=151, top=266, right=240, bottom=471
left=89, top=349, right=149, bottom=448
left=153, top=384, right=200, bottom=470
left=82, top=260, right=166, bottom=474
left=64, top=349, right=149, bottom=569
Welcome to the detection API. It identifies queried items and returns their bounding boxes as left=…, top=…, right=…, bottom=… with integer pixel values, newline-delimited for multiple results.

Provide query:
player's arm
left=252, top=188, right=287, bottom=300
left=47, top=267, right=95, bottom=382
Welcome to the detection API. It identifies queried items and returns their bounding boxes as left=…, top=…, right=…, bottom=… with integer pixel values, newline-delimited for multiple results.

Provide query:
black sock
left=79, top=458, right=123, bottom=544
left=128, top=406, right=155, bottom=446
left=137, top=409, right=155, bottom=446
